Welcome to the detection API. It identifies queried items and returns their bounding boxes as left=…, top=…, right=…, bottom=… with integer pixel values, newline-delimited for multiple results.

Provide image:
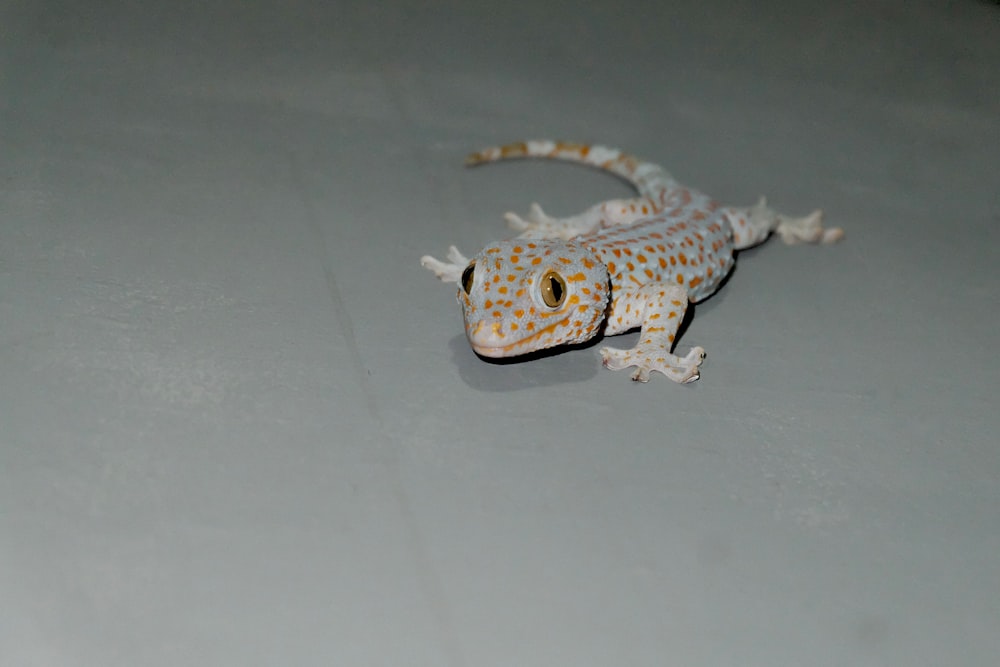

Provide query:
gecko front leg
left=600, top=284, right=705, bottom=383
left=420, top=245, right=470, bottom=284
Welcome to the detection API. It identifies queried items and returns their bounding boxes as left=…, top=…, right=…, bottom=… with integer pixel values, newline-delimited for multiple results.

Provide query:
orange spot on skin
left=531, top=257, right=542, bottom=265
left=644, top=269, right=654, bottom=279
left=484, top=300, right=493, bottom=308
left=582, top=257, right=595, bottom=269
left=676, top=275, right=685, bottom=285
left=498, top=286, right=508, bottom=294
left=510, top=255, right=519, bottom=263
left=526, top=322, right=535, bottom=331
left=613, top=249, right=622, bottom=258
left=658, top=257, right=668, bottom=269
left=688, top=277, right=702, bottom=288
left=492, top=311, right=502, bottom=318
left=566, top=272, right=587, bottom=282
left=507, top=274, right=516, bottom=282
left=513, top=246, right=523, bottom=253
left=607, top=261, right=617, bottom=274
left=500, top=142, right=528, bottom=158
left=679, top=253, right=688, bottom=265
left=559, top=257, right=572, bottom=264
left=637, top=253, right=648, bottom=264
left=510, top=322, right=519, bottom=331
left=514, top=309, right=524, bottom=318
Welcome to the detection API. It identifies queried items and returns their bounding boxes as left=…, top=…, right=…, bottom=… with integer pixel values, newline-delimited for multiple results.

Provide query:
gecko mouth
left=466, top=315, right=574, bottom=357
left=469, top=343, right=516, bottom=358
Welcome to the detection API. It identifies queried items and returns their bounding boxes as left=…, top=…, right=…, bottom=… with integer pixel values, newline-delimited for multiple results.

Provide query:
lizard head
left=456, top=239, right=611, bottom=358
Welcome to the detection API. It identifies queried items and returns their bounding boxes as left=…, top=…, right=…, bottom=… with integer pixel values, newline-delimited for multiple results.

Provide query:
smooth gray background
left=2, top=1, right=998, bottom=665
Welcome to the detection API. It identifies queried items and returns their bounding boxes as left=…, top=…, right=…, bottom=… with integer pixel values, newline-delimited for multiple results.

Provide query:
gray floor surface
left=2, top=1, right=998, bottom=665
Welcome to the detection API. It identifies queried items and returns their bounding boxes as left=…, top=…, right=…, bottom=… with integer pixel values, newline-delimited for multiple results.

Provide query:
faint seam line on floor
left=379, top=64, right=470, bottom=244
left=286, top=151, right=466, bottom=667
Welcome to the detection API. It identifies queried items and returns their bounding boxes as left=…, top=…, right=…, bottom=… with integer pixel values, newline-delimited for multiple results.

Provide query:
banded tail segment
left=465, top=140, right=678, bottom=198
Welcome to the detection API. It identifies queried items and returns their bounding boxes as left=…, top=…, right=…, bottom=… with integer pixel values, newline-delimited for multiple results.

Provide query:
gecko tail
left=464, top=139, right=677, bottom=197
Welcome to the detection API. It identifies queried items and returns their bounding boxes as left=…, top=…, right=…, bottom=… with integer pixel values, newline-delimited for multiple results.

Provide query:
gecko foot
left=768, top=202, right=843, bottom=245
left=505, top=202, right=554, bottom=230
left=600, top=345, right=705, bottom=384
left=505, top=203, right=596, bottom=240
left=505, top=202, right=564, bottom=238
left=420, top=245, right=470, bottom=284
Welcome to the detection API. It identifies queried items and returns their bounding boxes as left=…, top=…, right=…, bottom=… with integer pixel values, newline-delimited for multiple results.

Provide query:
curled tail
left=465, top=139, right=678, bottom=197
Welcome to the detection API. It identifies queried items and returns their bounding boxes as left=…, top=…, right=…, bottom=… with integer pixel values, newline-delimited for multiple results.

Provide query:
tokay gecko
left=421, top=140, right=842, bottom=383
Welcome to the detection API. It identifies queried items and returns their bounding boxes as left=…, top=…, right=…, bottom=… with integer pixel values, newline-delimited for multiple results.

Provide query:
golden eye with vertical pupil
left=461, top=262, right=476, bottom=294
left=540, top=270, right=567, bottom=308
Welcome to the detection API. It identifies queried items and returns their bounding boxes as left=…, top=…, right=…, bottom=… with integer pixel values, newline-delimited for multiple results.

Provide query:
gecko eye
left=460, top=262, right=476, bottom=294
left=540, top=270, right=567, bottom=308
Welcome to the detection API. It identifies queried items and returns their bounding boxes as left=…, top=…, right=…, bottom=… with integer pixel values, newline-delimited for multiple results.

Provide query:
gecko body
left=421, top=140, right=842, bottom=383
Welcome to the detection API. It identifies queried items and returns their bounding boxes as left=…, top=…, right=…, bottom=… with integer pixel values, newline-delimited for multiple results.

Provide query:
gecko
left=421, top=140, right=842, bottom=383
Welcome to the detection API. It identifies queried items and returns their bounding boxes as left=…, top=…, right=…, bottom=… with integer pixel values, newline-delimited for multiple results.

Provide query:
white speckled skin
left=421, top=140, right=842, bottom=383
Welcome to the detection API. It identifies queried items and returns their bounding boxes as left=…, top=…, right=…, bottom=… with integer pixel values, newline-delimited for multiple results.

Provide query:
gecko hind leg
left=506, top=195, right=665, bottom=240
left=727, top=197, right=844, bottom=250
